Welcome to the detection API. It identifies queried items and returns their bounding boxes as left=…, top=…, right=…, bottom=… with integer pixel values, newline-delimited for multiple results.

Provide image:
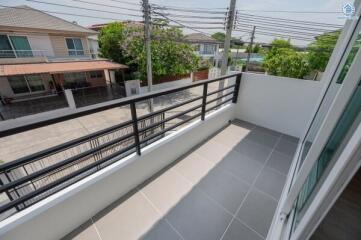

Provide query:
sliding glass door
left=282, top=13, right=361, bottom=240
left=9, top=36, right=33, bottom=57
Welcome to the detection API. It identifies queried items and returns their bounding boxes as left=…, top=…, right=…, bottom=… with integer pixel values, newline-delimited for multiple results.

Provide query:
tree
left=307, top=30, right=341, bottom=72
left=99, top=22, right=199, bottom=80
left=211, top=32, right=225, bottom=43
left=263, top=39, right=310, bottom=79
left=246, top=43, right=261, bottom=53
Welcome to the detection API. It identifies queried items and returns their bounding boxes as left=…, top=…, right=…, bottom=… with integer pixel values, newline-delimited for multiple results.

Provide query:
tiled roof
left=0, top=5, right=96, bottom=34
left=0, top=60, right=127, bottom=76
left=185, top=33, right=221, bottom=44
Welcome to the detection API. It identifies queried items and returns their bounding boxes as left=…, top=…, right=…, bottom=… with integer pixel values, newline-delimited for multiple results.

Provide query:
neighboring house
left=185, top=33, right=221, bottom=63
left=0, top=5, right=127, bottom=102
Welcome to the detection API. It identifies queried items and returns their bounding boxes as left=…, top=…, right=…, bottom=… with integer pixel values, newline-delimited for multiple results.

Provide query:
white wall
left=0, top=105, right=234, bottom=240
left=234, top=73, right=324, bottom=138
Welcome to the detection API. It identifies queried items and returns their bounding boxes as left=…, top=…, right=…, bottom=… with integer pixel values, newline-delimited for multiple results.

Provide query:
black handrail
left=0, top=73, right=242, bottom=217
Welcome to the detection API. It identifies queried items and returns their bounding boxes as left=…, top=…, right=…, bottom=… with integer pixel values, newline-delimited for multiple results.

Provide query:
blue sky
left=1, top=0, right=353, bottom=45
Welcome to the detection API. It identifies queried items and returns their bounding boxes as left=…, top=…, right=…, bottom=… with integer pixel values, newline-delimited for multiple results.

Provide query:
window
left=66, top=38, right=84, bottom=56
left=64, top=72, right=88, bottom=89
left=9, top=36, right=33, bottom=57
left=89, top=71, right=103, bottom=79
left=8, top=75, right=45, bottom=94
left=203, top=44, right=216, bottom=54
left=0, top=35, right=15, bottom=58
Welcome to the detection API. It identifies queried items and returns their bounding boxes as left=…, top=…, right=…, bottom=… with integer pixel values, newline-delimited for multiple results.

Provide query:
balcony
left=0, top=72, right=324, bottom=240
left=0, top=49, right=94, bottom=63
left=64, top=120, right=298, bottom=240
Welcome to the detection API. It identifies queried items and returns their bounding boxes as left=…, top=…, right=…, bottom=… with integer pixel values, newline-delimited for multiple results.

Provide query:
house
left=0, top=6, right=127, bottom=102
left=185, top=33, right=221, bottom=63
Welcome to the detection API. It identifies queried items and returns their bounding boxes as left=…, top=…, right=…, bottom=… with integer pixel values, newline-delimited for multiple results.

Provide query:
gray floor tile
left=281, top=134, right=299, bottom=144
left=233, top=139, right=272, bottom=164
left=255, top=126, right=282, bottom=137
left=275, top=137, right=298, bottom=157
left=245, top=130, right=279, bottom=149
left=232, top=119, right=256, bottom=130
left=142, top=169, right=193, bottom=216
left=222, top=218, right=264, bottom=240
left=166, top=188, right=232, bottom=240
left=140, top=220, right=182, bottom=240
left=62, top=220, right=100, bottom=240
left=267, top=151, right=293, bottom=175
left=254, top=167, right=287, bottom=200
left=93, top=192, right=161, bottom=240
left=237, top=189, right=278, bottom=238
left=197, top=167, right=250, bottom=214
left=217, top=150, right=263, bottom=184
left=195, top=139, right=232, bottom=165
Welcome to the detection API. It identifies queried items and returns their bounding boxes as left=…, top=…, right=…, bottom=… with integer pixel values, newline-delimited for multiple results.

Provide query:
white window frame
left=65, top=37, right=84, bottom=56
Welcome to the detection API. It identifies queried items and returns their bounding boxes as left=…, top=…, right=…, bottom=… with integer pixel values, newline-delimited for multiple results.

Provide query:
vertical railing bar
left=201, top=83, right=208, bottom=121
left=232, top=74, right=242, bottom=103
left=130, top=102, right=141, bottom=155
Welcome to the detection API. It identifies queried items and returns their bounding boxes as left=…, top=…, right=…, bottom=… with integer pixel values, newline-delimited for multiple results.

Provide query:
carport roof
left=0, top=60, right=127, bottom=76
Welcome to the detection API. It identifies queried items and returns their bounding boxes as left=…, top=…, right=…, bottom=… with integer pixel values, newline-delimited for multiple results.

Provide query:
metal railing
left=0, top=50, right=49, bottom=58
left=0, top=73, right=242, bottom=218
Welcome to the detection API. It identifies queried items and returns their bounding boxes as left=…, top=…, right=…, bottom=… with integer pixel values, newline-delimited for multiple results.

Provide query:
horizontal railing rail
left=0, top=73, right=242, bottom=219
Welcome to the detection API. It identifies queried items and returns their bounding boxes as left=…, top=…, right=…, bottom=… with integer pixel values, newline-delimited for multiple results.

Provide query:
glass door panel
left=292, top=79, right=361, bottom=232
left=0, top=35, right=15, bottom=58
left=9, top=36, right=33, bottom=57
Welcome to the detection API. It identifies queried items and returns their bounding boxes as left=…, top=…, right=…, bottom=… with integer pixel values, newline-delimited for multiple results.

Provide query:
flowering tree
left=99, top=22, right=199, bottom=80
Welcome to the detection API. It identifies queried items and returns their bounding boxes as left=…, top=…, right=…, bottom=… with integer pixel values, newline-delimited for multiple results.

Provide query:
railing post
left=130, top=102, right=141, bottom=155
left=201, top=83, right=208, bottom=121
left=232, top=74, right=242, bottom=103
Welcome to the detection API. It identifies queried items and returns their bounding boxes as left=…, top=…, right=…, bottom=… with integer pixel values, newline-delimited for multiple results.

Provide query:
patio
left=63, top=119, right=298, bottom=240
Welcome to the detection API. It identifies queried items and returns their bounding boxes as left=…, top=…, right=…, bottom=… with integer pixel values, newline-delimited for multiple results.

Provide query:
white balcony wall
left=234, top=73, right=325, bottom=138
left=0, top=105, right=234, bottom=240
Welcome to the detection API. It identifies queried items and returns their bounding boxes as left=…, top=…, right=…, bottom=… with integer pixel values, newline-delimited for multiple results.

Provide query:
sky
left=1, top=0, right=354, bottom=46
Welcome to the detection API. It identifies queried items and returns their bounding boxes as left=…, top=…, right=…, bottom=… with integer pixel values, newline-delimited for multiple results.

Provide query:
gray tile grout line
left=138, top=189, right=186, bottom=240
left=219, top=133, right=283, bottom=240
left=169, top=157, right=266, bottom=240
left=90, top=217, right=104, bottom=240
left=83, top=123, right=288, bottom=240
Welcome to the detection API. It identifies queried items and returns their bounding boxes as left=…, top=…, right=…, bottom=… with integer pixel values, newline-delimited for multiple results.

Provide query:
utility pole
left=142, top=0, right=153, bottom=112
left=218, top=0, right=236, bottom=102
left=245, top=26, right=256, bottom=72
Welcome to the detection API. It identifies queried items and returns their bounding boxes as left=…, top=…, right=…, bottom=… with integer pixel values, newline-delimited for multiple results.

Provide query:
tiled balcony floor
left=63, top=120, right=298, bottom=240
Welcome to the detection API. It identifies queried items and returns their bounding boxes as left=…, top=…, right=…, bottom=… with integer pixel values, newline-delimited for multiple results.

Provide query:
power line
left=153, top=16, right=224, bottom=25
left=238, top=13, right=343, bottom=28
left=234, top=29, right=315, bottom=41
left=236, top=25, right=322, bottom=37
left=149, top=2, right=227, bottom=10
left=72, top=0, right=141, bottom=12
left=152, top=4, right=226, bottom=15
left=237, top=9, right=341, bottom=14
left=0, top=4, right=141, bottom=21
left=235, top=17, right=335, bottom=33
left=152, top=12, right=226, bottom=20
left=154, top=10, right=214, bottom=37
left=106, top=0, right=141, bottom=7
left=25, top=0, right=143, bottom=17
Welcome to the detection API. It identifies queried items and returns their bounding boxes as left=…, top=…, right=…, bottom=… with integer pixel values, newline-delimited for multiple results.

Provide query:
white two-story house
left=185, top=33, right=221, bottom=64
left=0, top=5, right=127, bottom=102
